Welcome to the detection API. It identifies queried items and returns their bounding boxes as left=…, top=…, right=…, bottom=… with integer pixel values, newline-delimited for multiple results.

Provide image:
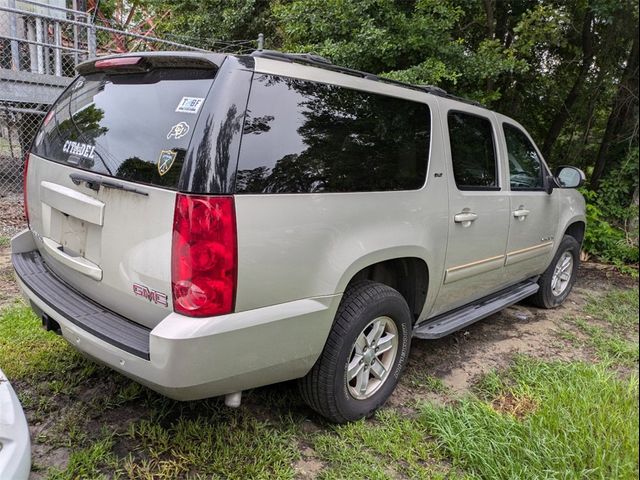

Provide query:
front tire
left=299, top=281, right=412, bottom=423
left=530, top=235, right=580, bottom=309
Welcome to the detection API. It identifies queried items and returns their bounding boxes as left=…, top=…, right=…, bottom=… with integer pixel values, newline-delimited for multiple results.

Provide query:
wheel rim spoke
left=370, top=359, right=387, bottom=380
left=375, top=333, right=395, bottom=355
left=356, top=366, right=370, bottom=395
left=354, top=334, right=367, bottom=354
left=347, top=356, right=364, bottom=381
left=367, top=319, right=385, bottom=347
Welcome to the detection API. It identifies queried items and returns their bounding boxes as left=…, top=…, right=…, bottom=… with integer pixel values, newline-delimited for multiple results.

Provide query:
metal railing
left=0, top=1, right=259, bottom=204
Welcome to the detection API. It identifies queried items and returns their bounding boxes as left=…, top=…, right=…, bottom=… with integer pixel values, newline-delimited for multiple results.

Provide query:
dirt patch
left=491, top=392, right=538, bottom=419
left=0, top=245, right=20, bottom=307
left=0, top=194, right=26, bottom=238
left=0, top=194, right=25, bottom=308
left=294, top=447, right=326, bottom=479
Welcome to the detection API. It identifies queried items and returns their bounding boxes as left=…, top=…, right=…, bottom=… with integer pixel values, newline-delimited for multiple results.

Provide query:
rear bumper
left=0, top=369, right=31, bottom=480
left=11, top=229, right=340, bottom=400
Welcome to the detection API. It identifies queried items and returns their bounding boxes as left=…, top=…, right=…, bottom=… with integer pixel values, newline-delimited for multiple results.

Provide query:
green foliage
left=150, top=0, right=277, bottom=49
left=596, top=148, right=640, bottom=228
left=582, top=189, right=639, bottom=265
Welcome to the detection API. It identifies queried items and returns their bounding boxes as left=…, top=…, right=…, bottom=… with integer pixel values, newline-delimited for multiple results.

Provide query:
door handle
left=42, top=237, right=103, bottom=281
left=513, top=208, right=530, bottom=220
left=454, top=212, right=478, bottom=226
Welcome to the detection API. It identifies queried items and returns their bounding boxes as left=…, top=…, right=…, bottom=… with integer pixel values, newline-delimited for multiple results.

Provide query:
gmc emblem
left=132, top=283, right=168, bottom=307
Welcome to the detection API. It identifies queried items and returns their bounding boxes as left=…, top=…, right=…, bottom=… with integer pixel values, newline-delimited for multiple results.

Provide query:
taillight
left=43, top=109, right=54, bottom=127
left=171, top=194, right=237, bottom=317
left=23, top=151, right=29, bottom=225
left=94, top=56, right=141, bottom=69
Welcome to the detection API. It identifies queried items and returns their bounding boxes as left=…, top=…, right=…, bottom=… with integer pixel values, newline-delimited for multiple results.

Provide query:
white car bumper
left=0, top=368, right=31, bottom=480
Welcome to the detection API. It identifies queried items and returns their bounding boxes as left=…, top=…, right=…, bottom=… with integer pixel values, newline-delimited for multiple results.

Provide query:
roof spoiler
left=77, top=53, right=221, bottom=75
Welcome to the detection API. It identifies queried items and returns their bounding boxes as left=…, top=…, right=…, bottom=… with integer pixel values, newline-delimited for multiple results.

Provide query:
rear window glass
left=32, top=69, right=216, bottom=189
left=234, top=74, right=430, bottom=193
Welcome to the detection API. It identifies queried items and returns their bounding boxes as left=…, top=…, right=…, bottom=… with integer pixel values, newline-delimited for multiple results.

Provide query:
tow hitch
left=42, top=313, right=61, bottom=335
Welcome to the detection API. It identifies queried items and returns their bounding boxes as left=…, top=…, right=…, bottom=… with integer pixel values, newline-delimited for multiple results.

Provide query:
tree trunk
left=483, top=0, right=495, bottom=39
left=540, top=9, right=594, bottom=162
left=590, top=30, right=639, bottom=189
left=483, top=0, right=495, bottom=91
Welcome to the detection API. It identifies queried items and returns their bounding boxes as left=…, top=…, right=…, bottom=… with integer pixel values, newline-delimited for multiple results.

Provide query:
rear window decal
left=175, top=96, right=204, bottom=114
left=157, top=150, right=177, bottom=176
left=167, top=121, right=190, bottom=140
left=63, top=140, right=96, bottom=160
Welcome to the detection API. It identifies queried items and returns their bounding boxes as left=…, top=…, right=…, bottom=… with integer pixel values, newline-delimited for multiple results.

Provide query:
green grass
left=0, top=236, right=10, bottom=248
left=420, top=357, right=639, bottom=479
left=48, top=434, right=117, bottom=480
left=563, top=288, right=639, bottom=366
left=120, top=413, right=300, bottom=479
left=312, top=409, right=449, bottom=479
left=1, top=287, right=638, bottom=479
left=585, top=288, right=639, bottom=327
left=405, top=370, right=450, bottom=393
left=573, top=318, right=639, bottom=366
left=0, top=302, right=83, bottom=381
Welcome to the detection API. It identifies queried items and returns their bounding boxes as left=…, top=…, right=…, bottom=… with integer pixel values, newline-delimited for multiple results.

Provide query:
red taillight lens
left=94, top=56, right=142, bottom=69
left=43, top=109, right=54, bottom=127
left=171, top=194, right=237, bottom=317
left=23, top=151, right=29, bottom=225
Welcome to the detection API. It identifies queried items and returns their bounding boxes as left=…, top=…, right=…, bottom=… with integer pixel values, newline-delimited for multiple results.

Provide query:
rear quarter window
left=234, top=74, right=431, bottom=193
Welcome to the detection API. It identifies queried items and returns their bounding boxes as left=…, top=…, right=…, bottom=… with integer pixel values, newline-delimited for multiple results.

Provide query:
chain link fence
left=0, top=1, right=258, bottom=230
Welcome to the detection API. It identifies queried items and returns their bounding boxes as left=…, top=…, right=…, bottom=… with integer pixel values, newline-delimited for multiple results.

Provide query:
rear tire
left=299, top=281, right=412, bottom=423
left=530, top=235, right=580, bottom=309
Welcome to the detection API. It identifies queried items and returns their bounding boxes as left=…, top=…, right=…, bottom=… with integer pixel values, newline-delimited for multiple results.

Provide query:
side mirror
left=554, top=166, right=586, bottom=189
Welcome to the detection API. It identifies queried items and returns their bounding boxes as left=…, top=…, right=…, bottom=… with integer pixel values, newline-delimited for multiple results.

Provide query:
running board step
left=413, top=279, right=539, bottom=340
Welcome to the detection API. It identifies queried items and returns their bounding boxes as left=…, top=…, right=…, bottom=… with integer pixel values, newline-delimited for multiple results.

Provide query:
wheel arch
left=336, top=248, right=431, bottom=323
left=564, top=220, right=586, bottom=246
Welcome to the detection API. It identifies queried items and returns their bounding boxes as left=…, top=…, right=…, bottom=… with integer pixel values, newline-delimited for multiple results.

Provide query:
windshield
left=32, top=68, right=216, bottom=189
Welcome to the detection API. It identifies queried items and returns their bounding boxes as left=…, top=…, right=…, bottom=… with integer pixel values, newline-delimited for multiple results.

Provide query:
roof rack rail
left=415, top=85, right=483, bottom=107
left=250, top=49, right=484, bottom=108
left=251, top=49, right=333, bottom=65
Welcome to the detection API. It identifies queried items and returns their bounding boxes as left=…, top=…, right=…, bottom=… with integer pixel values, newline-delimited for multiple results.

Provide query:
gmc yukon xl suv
left=12, top=51, right=586, bottom=423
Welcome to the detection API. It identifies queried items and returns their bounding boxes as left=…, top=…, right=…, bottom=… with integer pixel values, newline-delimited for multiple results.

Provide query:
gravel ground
left=0, top=194, right=26, bottom=238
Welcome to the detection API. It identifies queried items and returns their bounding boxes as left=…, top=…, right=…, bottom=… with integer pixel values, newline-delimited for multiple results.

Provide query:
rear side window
left=32, top=68, right=216, bottom=189
left=503, top=123, right=545, bottom=190
left=447, top=111, right=498, bottom=190
left=234, top=74, right=430, bottom=193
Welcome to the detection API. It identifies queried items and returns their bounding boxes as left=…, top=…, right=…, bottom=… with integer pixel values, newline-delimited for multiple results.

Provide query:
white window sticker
left=62, top=140, right=96, bottom=160
left=175, top=96, right=204, bottom=114
left=167, top=122, right=190, bottom=140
